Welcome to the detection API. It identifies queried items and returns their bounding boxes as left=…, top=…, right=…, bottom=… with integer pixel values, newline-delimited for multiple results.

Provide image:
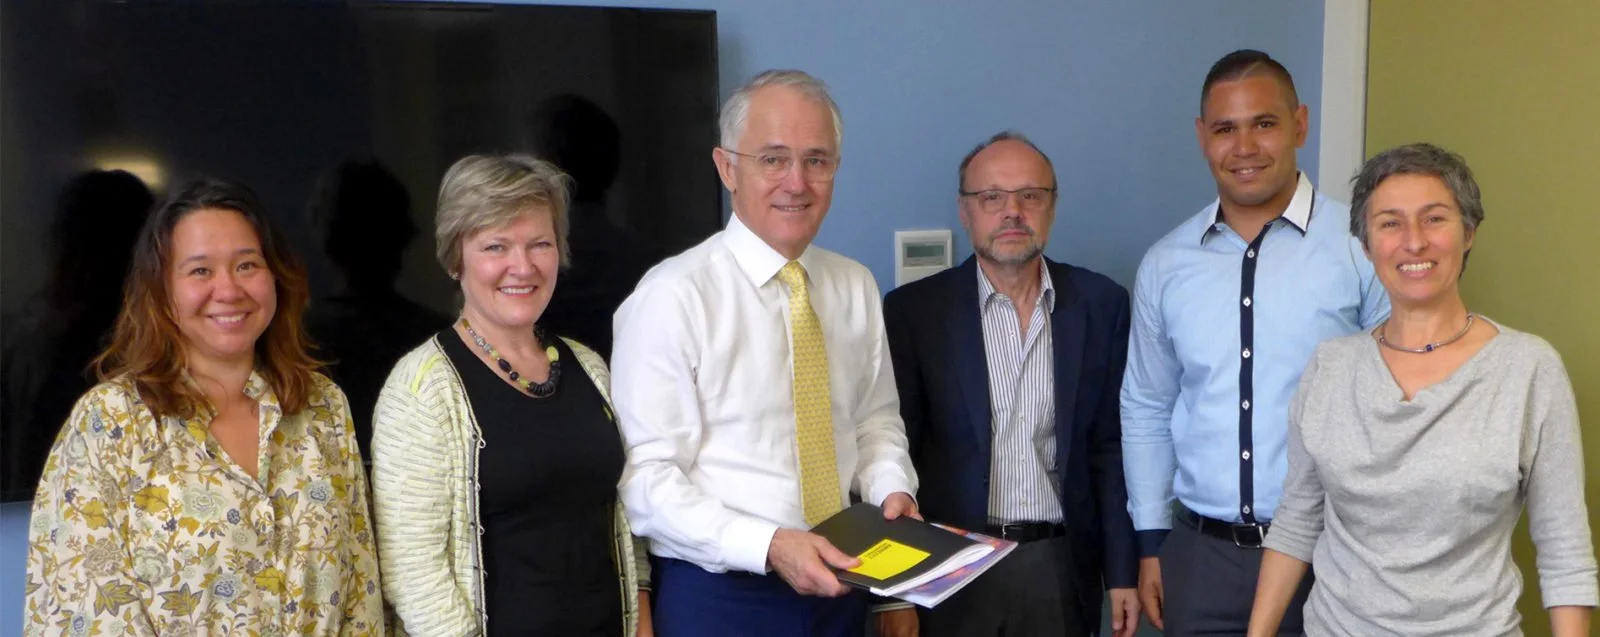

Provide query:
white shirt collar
left=723, top=212, right=822, bottom=286
left=1203, top=171, right=1317, bottom=242
left=1279, top=171, right=1316, bottom=232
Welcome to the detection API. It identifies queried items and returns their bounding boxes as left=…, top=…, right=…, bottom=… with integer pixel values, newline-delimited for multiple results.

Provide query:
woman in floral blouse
left=23, top=177, right=385, bottom=636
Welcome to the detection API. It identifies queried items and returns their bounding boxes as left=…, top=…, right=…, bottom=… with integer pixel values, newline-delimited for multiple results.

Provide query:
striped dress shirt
left=978, top=263, right=1065, bottom=524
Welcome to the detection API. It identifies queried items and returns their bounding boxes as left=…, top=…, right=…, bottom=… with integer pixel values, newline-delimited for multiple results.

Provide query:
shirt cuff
left=866, top=479, right=916, bottom=512
left=1541, top=585, right=1600, bottom=610
left=721, top=515, right=782, bottom=575
left=1260, top=527, right=1316, bottom=564
left=1136, top=529, right=1170, bottom=558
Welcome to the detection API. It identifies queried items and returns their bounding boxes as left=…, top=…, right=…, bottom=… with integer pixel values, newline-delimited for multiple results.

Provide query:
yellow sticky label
left=847, top=539, right=930, bottom=581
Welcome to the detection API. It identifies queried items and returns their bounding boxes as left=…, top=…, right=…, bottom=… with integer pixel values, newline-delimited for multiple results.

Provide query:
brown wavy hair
left=94, top=176, right=321, bottom=418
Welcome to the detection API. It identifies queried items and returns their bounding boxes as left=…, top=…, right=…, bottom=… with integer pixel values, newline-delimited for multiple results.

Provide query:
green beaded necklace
left=460, top=317, right=561, bottom=397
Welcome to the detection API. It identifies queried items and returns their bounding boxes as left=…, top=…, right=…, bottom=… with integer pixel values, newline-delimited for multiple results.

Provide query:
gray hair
left=718, top=69, right=843, bottom=152
left=1349, top=143, right=1485, bottom=252
left=435, top=153, right=572, bottom=275
left=957, top=130, right=1057, bottom=193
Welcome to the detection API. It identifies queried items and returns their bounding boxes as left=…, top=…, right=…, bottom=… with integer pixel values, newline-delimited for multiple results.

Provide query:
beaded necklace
left=460, top=317, right=560, bottom=397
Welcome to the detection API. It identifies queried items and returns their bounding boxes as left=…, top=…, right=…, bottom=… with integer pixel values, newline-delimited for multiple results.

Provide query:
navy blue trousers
left=653, top=557, right=867, bottom=637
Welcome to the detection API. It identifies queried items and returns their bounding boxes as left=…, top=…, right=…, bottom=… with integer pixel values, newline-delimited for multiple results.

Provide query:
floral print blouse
left=23, top=372, right=384, bottom=637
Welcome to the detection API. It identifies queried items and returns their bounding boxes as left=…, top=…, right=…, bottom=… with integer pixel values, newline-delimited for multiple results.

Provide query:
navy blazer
left=882, top=256, right=1138, bottom=626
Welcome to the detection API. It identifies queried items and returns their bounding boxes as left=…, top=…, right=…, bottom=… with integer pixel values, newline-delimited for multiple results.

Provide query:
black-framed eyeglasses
left=959, top=187, right=1057, bottom=213
left=722, top=148, right=840, bottom=182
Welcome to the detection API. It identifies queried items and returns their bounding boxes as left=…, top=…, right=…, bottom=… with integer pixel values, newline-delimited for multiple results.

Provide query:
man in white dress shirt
left=611, top=69, right=920, bottom=637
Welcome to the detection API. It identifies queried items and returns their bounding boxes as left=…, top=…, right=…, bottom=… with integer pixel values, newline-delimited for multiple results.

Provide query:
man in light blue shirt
left=1120, top=49, right=1388, bottom=635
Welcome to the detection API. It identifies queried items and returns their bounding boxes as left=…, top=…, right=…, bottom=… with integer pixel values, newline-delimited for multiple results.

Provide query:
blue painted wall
left=2, top=2, right=1326, bottom=634
left=1, top=502, right=27, bottom=636
left=535, top=0, right=1326, bottom=290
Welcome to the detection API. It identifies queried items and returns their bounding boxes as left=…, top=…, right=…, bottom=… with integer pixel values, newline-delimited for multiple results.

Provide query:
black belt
left=984, top=521, right=1066, bottom=543
left=1179, top=507, right=1269, bottom=549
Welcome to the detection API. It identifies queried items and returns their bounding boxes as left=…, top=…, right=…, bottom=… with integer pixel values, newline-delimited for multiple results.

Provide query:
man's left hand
left=881, top=492, right=921, bottom=521
left=1108, top=587, right=1141, bottom=637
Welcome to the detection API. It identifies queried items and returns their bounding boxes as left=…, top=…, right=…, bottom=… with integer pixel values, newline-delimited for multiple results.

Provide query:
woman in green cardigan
left=371, top=153, right=651, bottom=637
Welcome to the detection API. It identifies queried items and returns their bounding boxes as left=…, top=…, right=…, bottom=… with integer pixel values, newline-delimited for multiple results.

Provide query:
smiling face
left=1196, top=75, right=1309, bottom=215
left=712, top=84, right=838, bottom=259
left=457, top=206, right=560, bottom=333
left=1362, top=173, right=1476, bottom=310
left=167, top=208, right=277, bottom=370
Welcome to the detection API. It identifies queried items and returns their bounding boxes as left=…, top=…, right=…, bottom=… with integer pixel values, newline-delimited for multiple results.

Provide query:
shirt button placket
left=1238, top=229, right=1266, bottom=526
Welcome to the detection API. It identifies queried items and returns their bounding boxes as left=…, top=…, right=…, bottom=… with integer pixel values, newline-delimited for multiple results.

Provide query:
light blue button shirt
left=1121, top=174, right=1389, bottom=554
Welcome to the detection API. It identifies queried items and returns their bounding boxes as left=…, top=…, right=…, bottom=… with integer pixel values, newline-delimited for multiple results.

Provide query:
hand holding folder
left=767, top=493, right=920, bottom=597
left=809, top=502, right=1018, bottom=607
left=766, top=528, right=861, bottom=597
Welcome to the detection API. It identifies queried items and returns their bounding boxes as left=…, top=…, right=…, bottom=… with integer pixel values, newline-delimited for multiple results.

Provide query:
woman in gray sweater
left=1246, top=143, right=1596, bottom=636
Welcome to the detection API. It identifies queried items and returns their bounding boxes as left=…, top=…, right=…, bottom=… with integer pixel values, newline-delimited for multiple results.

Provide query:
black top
left=439, top=329, right=625, bottom=637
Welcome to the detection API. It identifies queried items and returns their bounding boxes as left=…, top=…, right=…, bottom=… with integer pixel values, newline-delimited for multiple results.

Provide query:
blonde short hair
left=434, top=153, right=572, bottom=275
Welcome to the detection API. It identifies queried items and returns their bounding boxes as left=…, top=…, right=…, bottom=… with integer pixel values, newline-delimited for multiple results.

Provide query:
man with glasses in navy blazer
left=878, top=131, right=1140, bottom=637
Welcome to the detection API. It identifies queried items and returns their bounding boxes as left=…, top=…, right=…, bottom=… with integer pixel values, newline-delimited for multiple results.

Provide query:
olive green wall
left=1367, top=2, right=1599, bottom=635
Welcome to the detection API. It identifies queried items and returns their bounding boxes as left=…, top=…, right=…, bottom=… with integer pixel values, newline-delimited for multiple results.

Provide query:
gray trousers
left=919, top=535, right=1087, bottom=637
left=1159, top=519, right=1313, bottom=636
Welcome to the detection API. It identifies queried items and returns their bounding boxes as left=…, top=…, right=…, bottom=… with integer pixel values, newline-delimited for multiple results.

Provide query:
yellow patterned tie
left=777, top=261, right=842, bottom=527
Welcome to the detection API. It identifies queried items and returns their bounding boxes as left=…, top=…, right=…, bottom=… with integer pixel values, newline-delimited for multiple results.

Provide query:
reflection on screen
left=0, top=0, right=721, bottom=500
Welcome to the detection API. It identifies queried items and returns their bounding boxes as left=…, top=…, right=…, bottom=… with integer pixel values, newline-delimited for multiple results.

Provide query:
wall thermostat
left=894, top=229, right=954, bottom=288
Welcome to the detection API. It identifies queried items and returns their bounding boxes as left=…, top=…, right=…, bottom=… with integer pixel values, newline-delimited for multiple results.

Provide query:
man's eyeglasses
left=959, top=187, right=1057, bottom=213
left=722, top=148, right=840, bottom=182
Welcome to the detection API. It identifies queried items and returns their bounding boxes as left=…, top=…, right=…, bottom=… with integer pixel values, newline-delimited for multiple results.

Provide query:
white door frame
left=1318, top=1, right=1370, bottom=201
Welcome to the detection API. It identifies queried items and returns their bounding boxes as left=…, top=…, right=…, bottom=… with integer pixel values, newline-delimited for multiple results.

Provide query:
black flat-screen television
left=0, top=0, right=722, bottom=501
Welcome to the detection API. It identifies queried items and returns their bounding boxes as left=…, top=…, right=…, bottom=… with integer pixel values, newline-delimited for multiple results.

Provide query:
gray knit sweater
left=1264, top=320, right=1597, bottom=636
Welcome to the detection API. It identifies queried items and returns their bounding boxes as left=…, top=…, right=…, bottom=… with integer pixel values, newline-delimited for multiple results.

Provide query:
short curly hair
left=1349, top=143, right=1484, bottom=255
